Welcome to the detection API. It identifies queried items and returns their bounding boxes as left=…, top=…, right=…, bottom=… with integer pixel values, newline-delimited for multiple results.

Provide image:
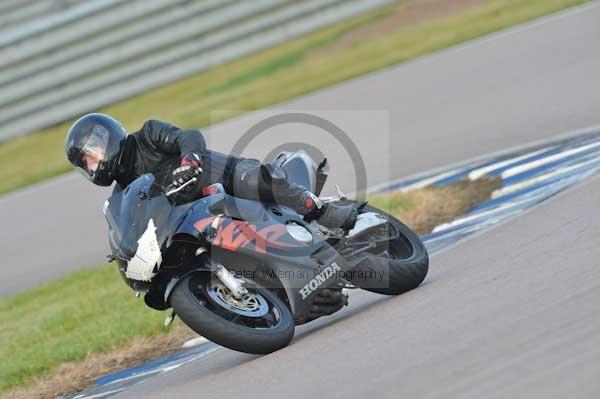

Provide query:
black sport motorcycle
left=104, top=151, right=428, bottom=354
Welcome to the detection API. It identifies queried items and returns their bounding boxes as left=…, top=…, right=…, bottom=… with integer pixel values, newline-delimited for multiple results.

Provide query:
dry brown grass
left=371, top=177, right=501, bottom=235
left=2, top=325, right=196, bottom=399
left=405, top=178, right=501, bottom=234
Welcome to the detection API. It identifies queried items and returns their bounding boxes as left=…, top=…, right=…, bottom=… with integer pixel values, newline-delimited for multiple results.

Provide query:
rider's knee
left=261, top=163, right=287, bottom=186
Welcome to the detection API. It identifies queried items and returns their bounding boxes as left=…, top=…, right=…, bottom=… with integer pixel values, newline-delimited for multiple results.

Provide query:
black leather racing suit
left=114, top=120, right=315, bottom=214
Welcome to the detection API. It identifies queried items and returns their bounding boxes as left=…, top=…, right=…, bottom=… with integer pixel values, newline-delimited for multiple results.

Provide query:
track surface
left=114, top=158, right=600, bottom=399
left=2, top=3, right=600, bottom=298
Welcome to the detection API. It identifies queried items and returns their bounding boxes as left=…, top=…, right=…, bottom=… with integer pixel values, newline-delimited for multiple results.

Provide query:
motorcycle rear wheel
left=170, top=273, right=295, bottom=354
left=346, top=204, right=429, bottom=295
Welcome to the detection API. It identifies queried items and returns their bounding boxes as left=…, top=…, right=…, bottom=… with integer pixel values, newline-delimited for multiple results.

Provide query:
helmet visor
left=76, top=125, right=109, bottom=181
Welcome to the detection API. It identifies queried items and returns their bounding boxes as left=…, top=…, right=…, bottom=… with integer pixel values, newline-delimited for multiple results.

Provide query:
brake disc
left=207, top=283, right=269, bottom=317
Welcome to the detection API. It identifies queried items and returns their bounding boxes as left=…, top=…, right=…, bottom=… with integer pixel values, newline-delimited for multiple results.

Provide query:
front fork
left=214, top=264, right=248, bottom=299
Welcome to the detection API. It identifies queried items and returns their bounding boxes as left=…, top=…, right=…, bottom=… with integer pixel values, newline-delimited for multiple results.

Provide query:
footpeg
left=164, top=311, right=176, bottom=327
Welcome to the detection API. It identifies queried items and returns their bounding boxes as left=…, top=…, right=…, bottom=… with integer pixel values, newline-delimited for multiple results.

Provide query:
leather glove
left=172, top=152, right=203, bottom=189
left=180, top=152, right=202, bottom=168
left=172, top=168, right=202, bottom=192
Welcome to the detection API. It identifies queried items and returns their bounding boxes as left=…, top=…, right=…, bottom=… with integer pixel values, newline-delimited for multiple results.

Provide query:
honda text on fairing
left=104, top=151, right=429, bottom=354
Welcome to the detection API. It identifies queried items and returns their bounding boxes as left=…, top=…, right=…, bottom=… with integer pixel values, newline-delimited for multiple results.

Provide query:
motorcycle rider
left=65, top=113, right=357, bottom=229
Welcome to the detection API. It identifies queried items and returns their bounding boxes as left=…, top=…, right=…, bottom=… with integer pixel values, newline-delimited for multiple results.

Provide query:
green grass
left=0, top=0, right=589, bottom=196
left=369, top=192, right=416, bottom=215
left=0, top=264, right=171, bottom=392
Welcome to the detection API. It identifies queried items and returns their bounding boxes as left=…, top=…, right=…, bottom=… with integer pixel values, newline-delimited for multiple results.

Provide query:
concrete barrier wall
left=0, top=0, right=394, bottom=141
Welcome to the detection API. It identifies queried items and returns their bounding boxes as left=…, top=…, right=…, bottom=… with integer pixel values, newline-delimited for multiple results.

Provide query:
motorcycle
left=104, top=151, right=428, bottom=354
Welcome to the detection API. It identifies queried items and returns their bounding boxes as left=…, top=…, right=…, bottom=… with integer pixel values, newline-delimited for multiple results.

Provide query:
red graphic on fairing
left=194, top=216, right=301, bottom=254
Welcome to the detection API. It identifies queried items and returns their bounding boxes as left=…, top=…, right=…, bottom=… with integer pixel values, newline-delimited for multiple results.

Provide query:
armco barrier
left=0, top=0, right=395, bottom=142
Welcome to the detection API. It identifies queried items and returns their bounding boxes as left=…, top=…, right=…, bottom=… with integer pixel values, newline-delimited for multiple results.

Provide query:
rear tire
left=347, top=204, right=429, bottom=295
left=170, top=273, right=295, bottom=354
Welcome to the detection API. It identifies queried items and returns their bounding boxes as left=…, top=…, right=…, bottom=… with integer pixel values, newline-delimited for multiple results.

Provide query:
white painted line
left=71, top=387, right=126, bottom=399
left=492, top=157, right=600, bottom=199
left=103, top=344, right=220, bottom=386
left=182, top=336, right=209, bottom=348
left=425, top=224, right=483, bottom=245
left=369, top=124, right=600, bottom=194
left=432, top=203, right=515, bottom=233
left=432, top=193, right=547, bottom=233
left=398, top=168, right=464, bottom=192
left=501, top=140, right=600, bottom=179
left=468, top=147, right=554, bottom=180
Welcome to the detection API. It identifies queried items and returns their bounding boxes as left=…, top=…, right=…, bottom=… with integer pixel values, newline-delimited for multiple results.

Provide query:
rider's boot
left=317, top=203, right=358, bottom=230
left=303, top=192, right=357, bottom=230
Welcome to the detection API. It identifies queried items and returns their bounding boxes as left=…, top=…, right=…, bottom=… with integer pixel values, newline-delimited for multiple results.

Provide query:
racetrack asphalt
left=1, top=2, right=600, bottom=298
left=113, top=160, right=600, bottom=399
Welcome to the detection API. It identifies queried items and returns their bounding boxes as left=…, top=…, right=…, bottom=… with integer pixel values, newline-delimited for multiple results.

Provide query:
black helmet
left=65, top=113, right=127, bottom=186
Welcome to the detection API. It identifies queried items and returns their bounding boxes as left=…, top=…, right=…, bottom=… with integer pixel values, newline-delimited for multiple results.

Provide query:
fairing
left=175, top=193, right=350, bottom=319
left=104, top=174, right=191, bottom=260
left=105, top=170, right=349, bottom=322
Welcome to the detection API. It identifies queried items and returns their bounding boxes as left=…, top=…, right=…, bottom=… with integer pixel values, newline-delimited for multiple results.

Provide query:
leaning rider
left=64, top=113, right=357, bottom=229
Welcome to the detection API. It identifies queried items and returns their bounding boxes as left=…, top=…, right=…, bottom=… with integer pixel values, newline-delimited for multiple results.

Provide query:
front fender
left=163, top=269, right=211, bottom=305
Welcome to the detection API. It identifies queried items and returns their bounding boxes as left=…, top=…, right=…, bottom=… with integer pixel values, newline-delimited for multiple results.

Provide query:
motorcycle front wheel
left=170, top=273, right=294, bottom=354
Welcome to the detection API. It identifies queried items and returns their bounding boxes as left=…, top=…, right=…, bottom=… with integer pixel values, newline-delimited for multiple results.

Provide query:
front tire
left=170, top=273, right=295, bottom=354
